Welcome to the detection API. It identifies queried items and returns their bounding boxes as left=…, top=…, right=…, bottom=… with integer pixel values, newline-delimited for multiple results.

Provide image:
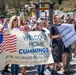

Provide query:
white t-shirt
left=0, top=24, right=3, bottom=28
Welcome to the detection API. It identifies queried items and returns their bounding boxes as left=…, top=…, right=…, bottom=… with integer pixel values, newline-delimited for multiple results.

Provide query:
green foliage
left=0, top=0, right=28, bottom=17
left=51, top=0, right=59, bottom=4
left=0, top=0, right=73, bottom=17
left=0, top=0, right=6, bottom=16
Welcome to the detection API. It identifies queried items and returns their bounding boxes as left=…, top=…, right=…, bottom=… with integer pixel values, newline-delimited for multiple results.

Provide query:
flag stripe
left=0, top=47, right=5, bottom=53
left=0, top=41, right=6, bottom=54
left=4, top=34, right=17, bottom=52
left=0, top=33, right=17, bottom=54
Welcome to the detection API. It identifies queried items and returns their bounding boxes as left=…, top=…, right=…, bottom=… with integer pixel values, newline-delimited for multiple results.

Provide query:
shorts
left=62, top=45, right=71, bottom=54
left=52, top=45, right=62, bottom=63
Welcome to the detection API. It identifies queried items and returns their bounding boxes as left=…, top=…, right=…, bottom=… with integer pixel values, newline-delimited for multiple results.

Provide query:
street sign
left=39, top=8, right=49, bottom=10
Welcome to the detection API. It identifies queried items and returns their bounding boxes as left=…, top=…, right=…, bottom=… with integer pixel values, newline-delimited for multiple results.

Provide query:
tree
left=0, top=0, right=6, bottom=16
left=59, top=0, right=63, bottom=5
left=6, top=0, right=27, bottom=14
left=0, top=0, right=29, bottom=16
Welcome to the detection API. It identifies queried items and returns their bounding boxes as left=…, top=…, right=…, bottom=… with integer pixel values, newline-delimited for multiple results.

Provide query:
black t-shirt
left=50, top=24, right=63, bottom=47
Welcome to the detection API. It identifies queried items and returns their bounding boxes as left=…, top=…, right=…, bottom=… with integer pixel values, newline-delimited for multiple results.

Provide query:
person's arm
left=50, top=34, right=61, bottom=39
left=0, top=18, right=7, bottom=32
left=50, top=25, right=61, bottom=39
left=0, top=23, right=5, bottom=32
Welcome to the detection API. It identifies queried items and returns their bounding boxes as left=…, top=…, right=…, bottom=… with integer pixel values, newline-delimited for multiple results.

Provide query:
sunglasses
left=13, top=19, right=18, bottom=21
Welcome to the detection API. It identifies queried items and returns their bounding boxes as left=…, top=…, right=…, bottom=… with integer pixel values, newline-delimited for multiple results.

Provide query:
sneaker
left=63, top=71, right=69, bottom=74
left=3, top=70, right=10, bottom=73
left=1, top=71, right=5, bottom=74
left=41, top=74, right=45, bottom=75
left=4, top=70, right=10, bottom=73
left=1, top=70, right=10, bottom=74
left=63, top=70, right=72, bottom=75
left=51, top=71, right=60, bottom=75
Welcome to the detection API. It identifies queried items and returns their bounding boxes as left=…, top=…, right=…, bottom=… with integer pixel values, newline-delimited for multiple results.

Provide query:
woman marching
left=9, top=15, right=20, bottom=75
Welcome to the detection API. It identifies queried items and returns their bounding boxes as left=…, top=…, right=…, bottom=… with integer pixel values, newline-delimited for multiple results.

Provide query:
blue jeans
left=11, top=64, right=19, bottom=75
left=36, top=65, right=45, bottom=75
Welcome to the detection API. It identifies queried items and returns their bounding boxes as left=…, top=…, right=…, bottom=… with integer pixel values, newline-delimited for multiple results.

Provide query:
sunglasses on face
left=13, top=19, right=18, bottom=21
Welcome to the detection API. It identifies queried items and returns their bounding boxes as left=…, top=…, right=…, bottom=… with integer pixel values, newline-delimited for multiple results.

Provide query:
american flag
left=0, top=33, right=17, bottom=54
